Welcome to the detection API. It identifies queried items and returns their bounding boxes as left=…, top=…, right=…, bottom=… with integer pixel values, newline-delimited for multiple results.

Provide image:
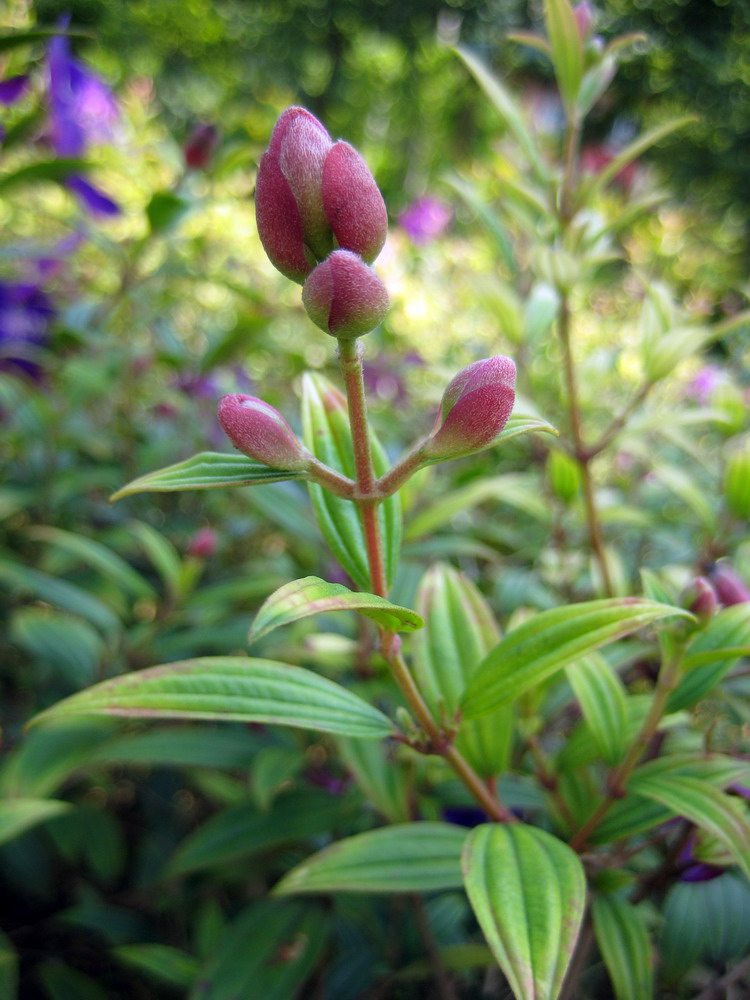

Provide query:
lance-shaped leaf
left=591, top=895, right=654, bottom=1000
left=419, top=414, right=558, bottom=467
left=248, top=576, right=423, bottom=645
left=669, top=603, right=750, bottom=712
left=30, top=657, right=393, bottom=740
left=111, top=451, right=308, bottom=501
left=462, top=823, right=586, bottom=1000
left=412, top=563, right=511, bottom=778
left=544, top=0, right=584, bottom=110
left=0, top=798, right=71, bottom=847
left=274, top=822, right=468, bottom=895
left=628, top=773, right=750, bottom=880
left=301, top=372, right=401, bottom=590
left=566, top=654, right=629, bottom=766
left=587, top=115, right=696, bottom=196
left=462, top=598, right=691, bottom=719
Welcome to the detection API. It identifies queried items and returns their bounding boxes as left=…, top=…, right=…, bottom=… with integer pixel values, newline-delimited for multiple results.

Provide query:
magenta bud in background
left=218, top=394, right=311, bottom=470
left=184, top=124, right=219, bottom=170
left=187, top=526, right=218, bottom=559
left=423, top=355, right=516, bottom=460
left=573, top=2, right=595, bottom=39
left=302, top=249, right=389, bottom=339
left=681, top=576, right=718, bottom=622
left=255, top=107, right=387, bottom=283
left=708, top=560, right=750, bottom=607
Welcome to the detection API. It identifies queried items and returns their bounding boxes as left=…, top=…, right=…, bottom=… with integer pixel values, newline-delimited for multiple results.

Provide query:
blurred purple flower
left=677, top=832, right=725, bottom=882
left=0, top=281, right=55, bottom=379
left=685, top=364, right=726, bottom=405
left=0, top=75, right=29, bottom=106
left=399, top=196, right=451, bottom=245
left=174, top=373, right=221, bottom=399
left=46, top=20, right=121, bottom=218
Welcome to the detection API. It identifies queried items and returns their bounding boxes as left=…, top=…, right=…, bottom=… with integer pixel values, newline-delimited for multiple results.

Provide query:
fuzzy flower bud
left=218, top=394, right=311, bottom=470
left=423, top=355, right=516, bottom=460
left=681, top=577, right=718, bottom=623
left=187, top=526, right=218, bottom=559
left=184, top=124, right=219, bottom=170
left=708, top=560, right=750, bottom=607
left=255, top=107, right=387, bottom=284
left=573, top=2, right=595, bottom=40
left=302, top=250, right=389, bottom=339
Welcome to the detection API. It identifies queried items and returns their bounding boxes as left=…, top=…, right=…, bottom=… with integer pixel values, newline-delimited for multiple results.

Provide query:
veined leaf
left=248, top=576, right=423, bottom=645
left=337, top=736, right=410, bottom=823
left=462, top=599, right=691, bottom=719
left=301, top=372, right=401, bottom=590
left=566, top=654, right=628, bottom=765
left=111, top=451, right=307, bottom=500
left=669, top=604, right=750, bottom=712
left=30, top=657, right=393, bottom=740
left=274, top=822, right=468, bottom=895
left=544, top=0, right=584, bottom=109
left=591, top=895, right=654, bottom=1000
left=462, top=823, right=586, bottom=1000
left=0, top=798, right=71, bottom=847
left=628, top=773, right=750, bottom=880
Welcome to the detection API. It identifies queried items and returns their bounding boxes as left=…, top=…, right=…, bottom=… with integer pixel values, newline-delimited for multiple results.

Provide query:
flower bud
left=708, top=560, right=750, bottom=607
left=302, top=250, right=389, bottom=339
left=184, top=124, right=219, bottom=170
left=423, top=355, right=516, bottom=460
left=255, top=107, right=387, bottom=284
left=187, top=526, right=218, bottom=559
left=573, top=2, right=595, bottom=40
left=680, top=577, right=717, bottom=623
left=724, top=442, right=750, bottom=520
left=218, top=394, right=311, bottom=470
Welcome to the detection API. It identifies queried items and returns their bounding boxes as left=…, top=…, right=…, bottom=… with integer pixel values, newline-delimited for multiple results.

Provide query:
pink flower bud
left=218, top=394, right=311, bottom=470
left=255, top=107, right=388, bottom=283
left=184, top=124, right=219, bottom=170
left=423, top=355, right=516, bottom=460
left=708, top=560, right=750, bottom=607
left=302, top=249, right=389, bottom=339
left=573, top=2, right=595, bottom=39
left=187, top=526, right=218, bottom=559
left=681, top=577, right=718, bottom=622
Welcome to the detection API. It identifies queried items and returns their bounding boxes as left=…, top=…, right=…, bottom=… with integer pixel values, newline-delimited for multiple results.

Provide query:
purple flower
left=64, top=176, right=120, bottom=218
left=685, top=364, right=726, bottom=405
left=0, top=75, right=29, bottom=106
left=0, top=281, right=55, bottom=380
left=399, top=197, right=451, bottom=245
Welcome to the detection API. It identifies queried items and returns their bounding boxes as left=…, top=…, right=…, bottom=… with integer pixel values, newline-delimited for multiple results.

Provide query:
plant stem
left=569, top=646, right=685, bottom=851
left=336, top=336, right=515, bottom=825
left=558, top=296, right=613, bottom=596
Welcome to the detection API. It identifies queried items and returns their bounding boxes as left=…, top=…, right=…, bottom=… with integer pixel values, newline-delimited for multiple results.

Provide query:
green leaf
left=566, top=654, right=629, bottom=765
left=0, top=158, right=89, bottom=193
left=462, top=599, right=690, bottom=719
left=166, top=790, right=354, bottom=877
left=669, top=604, right=750, bottom=712
left=10, top=608, right=104, bottom=688
left=274, top=822, right=468, bottom=895
left=111, top=451, right=307, bottom=500
left=462, top=823, right=586, bottom=1000
left=454, top=45, right=547, bottom=182
left=0, top=798, right=71, bottom=847
left=248, top=576, right=423, bottom=644
left=0, top=28, right=90, bottom=53
left=37, top=961, right=108, bottom=1000
left=189, top=901, right=327, bottom=1000
left=252, top=746, right=305, bottom=811
left=543, top=0, right=584, bottom=109
left=337, top=736, right=410, bottom=823
left=301, top=372, right=401, bottom=590
left=0, top=559, right=120, bottom=634
left=0, top=929, right=17, bottom=999
left=126, top=520, right=182, bottom=598
left=412, top=563, right=511, bottom=778
left=443, top=174, right=516, bottom=273
left=146, top=191, right=191, bottom=234
left=111, top=944, right=199, bottom=989
left=30, top=657, right=394, bottom=740
left=587, top=115, right=696, bottom=196
left=628, top=773, right=750, bottom=879
left=591, top=896, right=654, bottom=1000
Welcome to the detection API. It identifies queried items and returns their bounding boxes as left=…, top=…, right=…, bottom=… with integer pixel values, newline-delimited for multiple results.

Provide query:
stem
left=569, top=646, right=685, bottom=852
left=585, top=381, right=654, bottom=461
left=558, top=296, right=613, bottom=596
left=307, top=456, right=356, bottom=498
left=336, top=336, right=515, bottom=825
left=377, top=442, right=428, bottom=497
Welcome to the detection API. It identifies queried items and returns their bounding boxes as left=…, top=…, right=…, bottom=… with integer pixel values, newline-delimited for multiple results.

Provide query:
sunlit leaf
left=566, top=654, right=629, bottom=765
left=462, top=823, right=586, bottom=1000
left=591, top=895, right=654, bottom=1000
left=30, top=657, right=394, bottom=740
left=274, top=823, right=468, bottom=895
left=0, top=798, right=71, bottom=847
left=544, top=0, right=584, bottom=109
left=248, top=575, right=423, bottom=644
left=462, top=599, right=691, bottom=718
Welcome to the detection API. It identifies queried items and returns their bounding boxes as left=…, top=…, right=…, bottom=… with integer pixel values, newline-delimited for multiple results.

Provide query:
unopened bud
left=681, top=577, right=717, bottom=622
left=302, top=250, right=389, bottom=339
left=573, top=2, right=595, bottom=40
left=255, top=107, right=387, bottom=284
left=708, top=560, right=750, bottom=607
left=724, top=442, right=750, bottom=520
left=187, top=526, right=218, bottom=559
left=422, top=355, right=516, bottom=461
left=184, top=124, right=219, bottom=170
left=218, top=394, right=311, bottom=470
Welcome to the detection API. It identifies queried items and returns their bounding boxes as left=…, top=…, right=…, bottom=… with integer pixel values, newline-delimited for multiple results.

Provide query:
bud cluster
left=255, top=107, right=389, bottom=339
